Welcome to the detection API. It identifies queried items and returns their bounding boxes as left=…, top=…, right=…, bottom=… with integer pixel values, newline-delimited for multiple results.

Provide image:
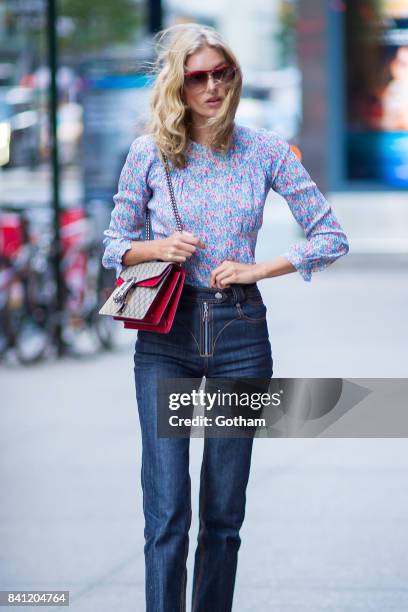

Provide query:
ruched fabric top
left=102, top=123, right=349, bottom=287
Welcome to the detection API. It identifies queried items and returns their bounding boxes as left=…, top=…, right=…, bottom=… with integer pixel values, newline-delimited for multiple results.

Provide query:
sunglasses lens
left=184, top=65, right=236, bottom=88
left=213, top=67, right=235, bottom=82
left=185, top=73, right=208, bottom=87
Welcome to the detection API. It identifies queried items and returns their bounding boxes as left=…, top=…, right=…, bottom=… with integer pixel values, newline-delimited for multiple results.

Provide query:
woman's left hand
left=210, top=261, right=263, bottom=288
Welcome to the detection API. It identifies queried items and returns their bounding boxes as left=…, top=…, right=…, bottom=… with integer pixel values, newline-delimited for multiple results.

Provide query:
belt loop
left=239, top=284, right=246, bottom=303
left=231, top=284, right=245, bottom=304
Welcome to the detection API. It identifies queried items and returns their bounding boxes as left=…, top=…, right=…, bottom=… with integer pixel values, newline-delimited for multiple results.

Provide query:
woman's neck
left=190, top=123, right=211, bottom=146
left=188, top=119, right=236, bottom=146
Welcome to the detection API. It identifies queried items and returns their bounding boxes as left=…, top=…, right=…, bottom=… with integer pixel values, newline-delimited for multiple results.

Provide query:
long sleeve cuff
left=101, top=236, right=133, bottom=279
left=281, top=231, right=350, bottom=283
left=281, top=246, right=312, bottom=282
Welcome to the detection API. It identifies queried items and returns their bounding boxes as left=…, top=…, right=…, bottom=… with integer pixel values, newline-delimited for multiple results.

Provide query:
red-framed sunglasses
left=183, top=63, right=237, bottom=89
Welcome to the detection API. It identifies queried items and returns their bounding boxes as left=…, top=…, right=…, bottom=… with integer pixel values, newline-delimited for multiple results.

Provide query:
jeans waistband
left=180, top=282, right=259, bottom=304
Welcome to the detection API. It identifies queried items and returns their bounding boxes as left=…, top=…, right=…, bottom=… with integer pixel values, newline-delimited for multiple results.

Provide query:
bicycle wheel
left=11, top=277, right=50, bottom=365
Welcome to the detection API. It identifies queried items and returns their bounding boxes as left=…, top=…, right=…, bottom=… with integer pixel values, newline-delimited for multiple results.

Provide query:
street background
left=2, top=347, right=408, bottom=611
left=1, top=0, right=408, bottom=610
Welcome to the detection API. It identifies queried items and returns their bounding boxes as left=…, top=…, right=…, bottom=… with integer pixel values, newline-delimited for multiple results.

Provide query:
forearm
left=255, top=256, right=297, bottom=281
left=122, top=240, right=160, bottom=266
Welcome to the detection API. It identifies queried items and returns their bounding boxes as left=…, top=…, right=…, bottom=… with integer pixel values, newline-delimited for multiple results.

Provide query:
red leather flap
left=122, top=269, right=185, bottom=333
left=115, top=265, right=172, bottom=288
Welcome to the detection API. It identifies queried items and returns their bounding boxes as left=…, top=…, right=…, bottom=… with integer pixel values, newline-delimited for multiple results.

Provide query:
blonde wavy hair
left=145, top=23, right=243, bottom=169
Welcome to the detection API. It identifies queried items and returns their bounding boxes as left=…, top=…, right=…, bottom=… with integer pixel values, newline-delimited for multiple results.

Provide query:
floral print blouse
left=102, top=123, right=349, bottom=287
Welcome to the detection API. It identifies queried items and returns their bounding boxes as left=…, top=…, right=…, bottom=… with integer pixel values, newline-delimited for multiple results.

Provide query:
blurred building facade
left=1, top=0, right=407, bottom=243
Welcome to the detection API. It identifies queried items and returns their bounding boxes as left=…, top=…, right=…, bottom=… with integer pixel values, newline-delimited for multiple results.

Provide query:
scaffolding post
left=47, top=0, right=64, bottom=356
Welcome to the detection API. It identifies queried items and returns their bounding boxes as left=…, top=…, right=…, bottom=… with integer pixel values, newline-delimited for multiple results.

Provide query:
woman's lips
left=205, top=98, right=222, bottom=105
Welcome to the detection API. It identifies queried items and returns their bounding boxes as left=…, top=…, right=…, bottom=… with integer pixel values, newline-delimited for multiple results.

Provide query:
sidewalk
left=2, top=192, right=408, bottom=609
left=1, top=339, right=408, bottom=611
left=255, top=189, right=408, bottom=378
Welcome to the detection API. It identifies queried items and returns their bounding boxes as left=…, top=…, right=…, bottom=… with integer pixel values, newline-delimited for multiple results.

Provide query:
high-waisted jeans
left=133, top=282, right=273, bottom=612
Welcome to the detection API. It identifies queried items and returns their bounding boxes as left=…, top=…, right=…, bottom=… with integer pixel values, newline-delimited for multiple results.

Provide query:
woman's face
left=182, top=45, right=231, bottom=125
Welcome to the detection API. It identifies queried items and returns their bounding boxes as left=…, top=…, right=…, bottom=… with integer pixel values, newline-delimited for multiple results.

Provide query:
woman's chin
left=200, top=108, right=222, bottom=120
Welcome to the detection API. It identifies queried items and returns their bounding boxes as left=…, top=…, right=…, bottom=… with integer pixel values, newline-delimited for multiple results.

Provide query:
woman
left=102, top=23, right=349, bottom=612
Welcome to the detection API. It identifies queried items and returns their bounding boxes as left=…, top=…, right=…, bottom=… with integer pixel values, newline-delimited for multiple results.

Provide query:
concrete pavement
left=2, top=190, right=408, bottom=609
left=2, top=256, right=408, bottom=611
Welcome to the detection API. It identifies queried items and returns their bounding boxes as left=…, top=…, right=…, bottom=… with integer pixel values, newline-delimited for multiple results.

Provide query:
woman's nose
left=206, top=76, right=218, bottom=92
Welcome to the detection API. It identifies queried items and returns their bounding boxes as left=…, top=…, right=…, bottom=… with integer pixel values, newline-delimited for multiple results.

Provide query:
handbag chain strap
left=145, top=153, right=183, bottom=241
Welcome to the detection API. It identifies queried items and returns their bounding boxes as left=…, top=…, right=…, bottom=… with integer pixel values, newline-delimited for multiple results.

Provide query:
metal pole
left=47, top=0, right=64, bottom=356
left=147, top=0, right=162, bottom=34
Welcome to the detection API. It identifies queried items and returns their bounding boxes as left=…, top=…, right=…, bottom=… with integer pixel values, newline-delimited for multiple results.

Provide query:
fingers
left=165, top=245, right=195, bottom=262
left=158, top=231, right=205, bottom=263
left=164, top=231, right=206, bottom=262
left=168, top=254, right=187, bottom=262
left=210, top=260, right=230, bottom=287
left=213, top=271, right=232, bottom=288
left=178, top=231, right=206, bottom=249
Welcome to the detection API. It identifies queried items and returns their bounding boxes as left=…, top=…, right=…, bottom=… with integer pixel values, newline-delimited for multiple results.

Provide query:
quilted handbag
left=98, top=153, right=186, bottom=333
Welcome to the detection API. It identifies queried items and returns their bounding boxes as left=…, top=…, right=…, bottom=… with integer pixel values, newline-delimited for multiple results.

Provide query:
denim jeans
left=133, top=282, right=273, bottom=612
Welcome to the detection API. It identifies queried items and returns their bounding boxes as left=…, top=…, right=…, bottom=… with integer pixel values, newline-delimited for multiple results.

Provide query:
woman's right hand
left=156, top=230, right=206, bottom=263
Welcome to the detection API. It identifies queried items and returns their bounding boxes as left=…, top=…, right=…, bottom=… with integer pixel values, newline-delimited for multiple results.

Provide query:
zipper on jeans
left=202, top=301, right=209, bottom=355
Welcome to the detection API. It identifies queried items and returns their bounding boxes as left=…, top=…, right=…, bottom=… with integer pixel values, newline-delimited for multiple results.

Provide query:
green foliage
left=276, top=0, right=297, bottom=68
left=58, top=0, right=143, bottom=54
